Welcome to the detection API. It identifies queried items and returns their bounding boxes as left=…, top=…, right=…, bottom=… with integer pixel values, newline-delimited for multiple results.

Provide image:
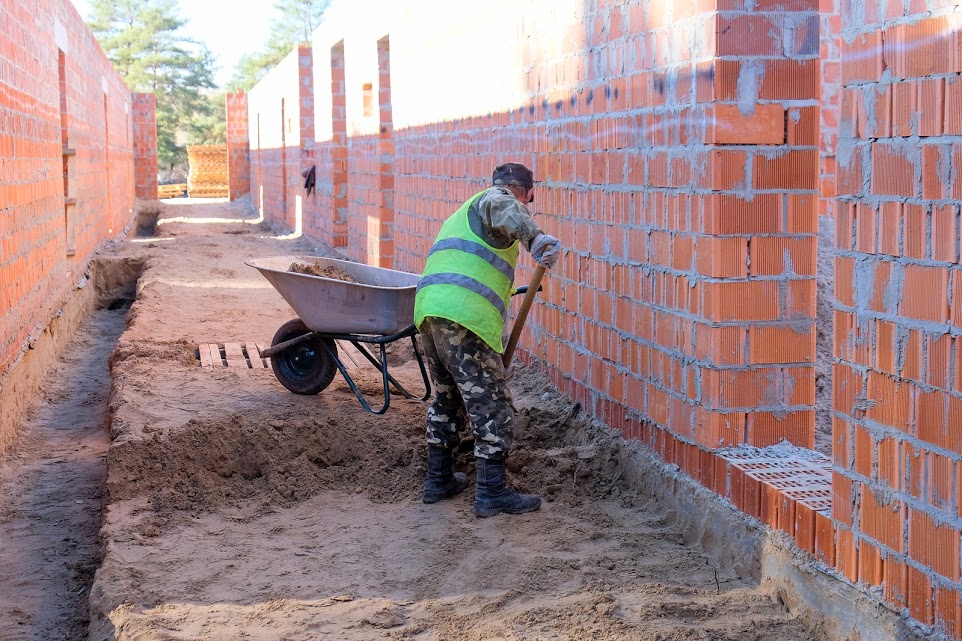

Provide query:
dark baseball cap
left=492, top=163, right=534, bottom=190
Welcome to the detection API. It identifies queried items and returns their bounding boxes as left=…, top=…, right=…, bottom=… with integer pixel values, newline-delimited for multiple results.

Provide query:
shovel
left=502, top=265, right=546, bottom=367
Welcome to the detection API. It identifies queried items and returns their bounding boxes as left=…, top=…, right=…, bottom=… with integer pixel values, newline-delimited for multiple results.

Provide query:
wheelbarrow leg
left=349, top=340, right=429, bottom=401
left=321, top=341, right=392, bottom=415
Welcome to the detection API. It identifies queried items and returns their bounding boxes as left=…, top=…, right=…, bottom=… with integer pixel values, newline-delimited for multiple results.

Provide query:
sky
left=69, top=0, right=276, bottom=87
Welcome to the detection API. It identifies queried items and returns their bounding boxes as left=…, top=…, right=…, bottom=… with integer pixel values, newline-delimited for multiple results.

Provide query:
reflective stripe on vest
left=416, top=272, right=507, bottom=316
left=425, top=238, right=515, bottom=284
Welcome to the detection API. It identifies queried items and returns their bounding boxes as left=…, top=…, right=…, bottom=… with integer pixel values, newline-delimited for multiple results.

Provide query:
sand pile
left=289, top=262, right=359, bottom=283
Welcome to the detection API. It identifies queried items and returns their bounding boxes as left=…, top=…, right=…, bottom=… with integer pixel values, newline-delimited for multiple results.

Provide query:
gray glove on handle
left=530, top=233, right=561, bottom=269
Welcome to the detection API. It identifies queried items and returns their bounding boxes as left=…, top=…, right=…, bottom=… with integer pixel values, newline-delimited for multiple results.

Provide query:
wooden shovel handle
left=502, top=265, right=547, bottom=367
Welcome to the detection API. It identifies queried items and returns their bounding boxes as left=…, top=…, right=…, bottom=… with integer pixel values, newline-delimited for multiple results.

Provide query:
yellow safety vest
left=414, top=191, right=519, bottom=352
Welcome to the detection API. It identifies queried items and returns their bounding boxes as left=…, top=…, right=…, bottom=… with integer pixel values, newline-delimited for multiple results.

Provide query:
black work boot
left=472, top=456, right=541, bottom=517
left=422, top=446, right=469, bottom=504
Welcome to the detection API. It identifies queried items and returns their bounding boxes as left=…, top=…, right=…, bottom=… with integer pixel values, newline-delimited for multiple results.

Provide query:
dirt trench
left=12, top=198, right=820, bottom=640
left=0, top=278, right=135, bottom=640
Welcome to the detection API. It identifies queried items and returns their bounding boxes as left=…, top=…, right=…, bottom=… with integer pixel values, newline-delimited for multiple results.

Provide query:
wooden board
left=223, top=342, right=248, bottom=369
left=198, top=344, right=215, bottom=367
left=246, top=343, right=268, bottom=369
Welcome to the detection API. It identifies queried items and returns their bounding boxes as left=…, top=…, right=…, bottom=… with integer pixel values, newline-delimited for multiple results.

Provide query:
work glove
left=529, top=233, right=561, bottom=269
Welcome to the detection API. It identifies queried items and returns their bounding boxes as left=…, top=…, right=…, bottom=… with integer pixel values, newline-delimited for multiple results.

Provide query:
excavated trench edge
left=0, top=257, right=144, bottom=640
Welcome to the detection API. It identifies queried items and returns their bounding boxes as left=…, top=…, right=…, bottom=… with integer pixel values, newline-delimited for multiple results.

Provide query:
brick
left=908, top=564, right=935, bottom=625
left=909, top=509, right=961, bottom=581
left=932, top=205, right=959, bottom=263
left=749, top=325, right=814, bottom=364
left=836, top=526, right=859, bottom=581
left=746, top=411, right=814, bottom=448
left=749, top=237, right=816, bottom=276
left=701, top=281, right=780, bottom=322
left=695, top=237, right=748, bottom=278
left=786, top=106, right=819, bottom=146
left=871, top=142, right=917, bottom=197
left=792, top=500, right=816, bottom=554
left=934, top=585, right=961, bottom=639
left=841, top=31, right=883, bottom=84
left=891, top=81, right=918, bottom=137
left=814, top=512, right=836, bottom=566
left=716, top=14, right=782, bottom=56
left=754, top=150, right=819, bottom=190
left=703, top=194, right=781, bottom=235
left=866, top=372, right=911, bottom=431
left=902, top=203, right=927, bottom=260
left=834, top=472, right=855, bottom=526
left=859, top=539, right=885, bottom=586
left=885, top=556, right=909, bottom=609
left=710, top=103, right=784, bottom=145
left=900, top=265, right=949, bottom=323
left=918, top=79, right=945, bottom=138
left=946, top=78, right=962, bottom=135
left=922, top=146, right=951, bottom=200
left=861, top=490, right=906, bottom=553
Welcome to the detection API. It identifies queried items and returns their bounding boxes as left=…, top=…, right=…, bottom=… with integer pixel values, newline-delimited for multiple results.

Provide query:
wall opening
left=280, top=98, right=288, bottom=226
left=103, top=92, right=112, bottom=234
left=59, top=49, right=76, bottom=256
left=375, top=36, right=394, bottom=269
left=362, top=82, right=374, bottom=118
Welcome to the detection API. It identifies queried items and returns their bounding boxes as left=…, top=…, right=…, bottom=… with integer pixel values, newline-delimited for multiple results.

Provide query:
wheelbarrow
left=246, top=255, right=431, bottom=414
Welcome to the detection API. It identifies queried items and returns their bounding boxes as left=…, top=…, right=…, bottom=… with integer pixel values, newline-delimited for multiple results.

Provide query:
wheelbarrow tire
left=270, top=319, right=338, bottom=395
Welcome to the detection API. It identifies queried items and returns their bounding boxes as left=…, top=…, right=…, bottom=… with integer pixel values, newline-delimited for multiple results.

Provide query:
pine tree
left=88, top=0, right=216, bottom=170
left=227, top=0, right=330, bottom=90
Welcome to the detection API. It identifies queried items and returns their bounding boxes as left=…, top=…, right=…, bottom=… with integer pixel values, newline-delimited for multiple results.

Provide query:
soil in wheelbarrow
left=289, top=260, right=359, bottom=283
left=84, top=198, right=815, bottom=640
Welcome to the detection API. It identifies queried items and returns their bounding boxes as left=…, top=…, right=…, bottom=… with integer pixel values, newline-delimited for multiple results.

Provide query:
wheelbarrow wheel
left=270, top=319, right=338, bottom=395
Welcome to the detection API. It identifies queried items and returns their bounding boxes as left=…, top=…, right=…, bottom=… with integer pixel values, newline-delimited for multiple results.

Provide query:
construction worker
left=414, top=162, right=562, bottom=517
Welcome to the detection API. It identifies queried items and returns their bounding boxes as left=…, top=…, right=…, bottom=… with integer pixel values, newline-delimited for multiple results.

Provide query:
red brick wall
left=0, top=0, right=135, bottom=382
left=133, top=93, right=158, bottom=199
left=834, top=1, right=962, bottom=634
left=246, top=0, right=962, bottom=634
left=248, top=46, right=313, bottom=233
left=226, top=91, right=250, bottom=200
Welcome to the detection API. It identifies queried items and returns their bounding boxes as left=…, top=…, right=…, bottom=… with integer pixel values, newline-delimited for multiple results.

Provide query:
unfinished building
left=2, top=0, right=962, bottom=638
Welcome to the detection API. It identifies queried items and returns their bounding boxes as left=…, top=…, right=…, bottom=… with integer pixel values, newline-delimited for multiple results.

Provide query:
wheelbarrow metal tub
left=245, top=255, right=420, bottom=335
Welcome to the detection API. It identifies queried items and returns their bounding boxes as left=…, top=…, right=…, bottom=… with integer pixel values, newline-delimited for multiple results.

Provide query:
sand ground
left=2, top=198, right=818, bottom=641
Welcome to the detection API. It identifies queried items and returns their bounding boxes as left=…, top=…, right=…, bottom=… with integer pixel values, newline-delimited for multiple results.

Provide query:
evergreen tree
left=88, top=0, right=216, bottom=170
left=228, top=0, right=330, bottom=90
left=188, top=92, right=227, bottom=146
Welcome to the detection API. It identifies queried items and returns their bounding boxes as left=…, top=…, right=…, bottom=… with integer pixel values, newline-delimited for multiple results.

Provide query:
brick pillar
left=819, top=0, right=842, bottom=218
left=132, top=93, right=157, bottom=200
left=330, top=41, right=348, bottom=247
left=833, top=3, right=962, bottom=632
left=226, top=91, right=250, bottom=200
left=685, top=3, right=820, bottom=449
left=376, top=36, right=394, bottom=269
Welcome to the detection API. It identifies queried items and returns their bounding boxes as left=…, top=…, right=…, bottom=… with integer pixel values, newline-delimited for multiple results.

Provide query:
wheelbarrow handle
left=514, top=284, right=543, bottom=296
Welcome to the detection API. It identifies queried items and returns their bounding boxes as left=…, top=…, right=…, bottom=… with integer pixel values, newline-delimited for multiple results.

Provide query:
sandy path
left=0, top=304, right=127, bottom=640
left=85, top=198, right=817, bottom=641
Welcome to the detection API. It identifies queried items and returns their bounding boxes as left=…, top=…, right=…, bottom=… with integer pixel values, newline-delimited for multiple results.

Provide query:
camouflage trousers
left=418, top=316, right=514, bottom=460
